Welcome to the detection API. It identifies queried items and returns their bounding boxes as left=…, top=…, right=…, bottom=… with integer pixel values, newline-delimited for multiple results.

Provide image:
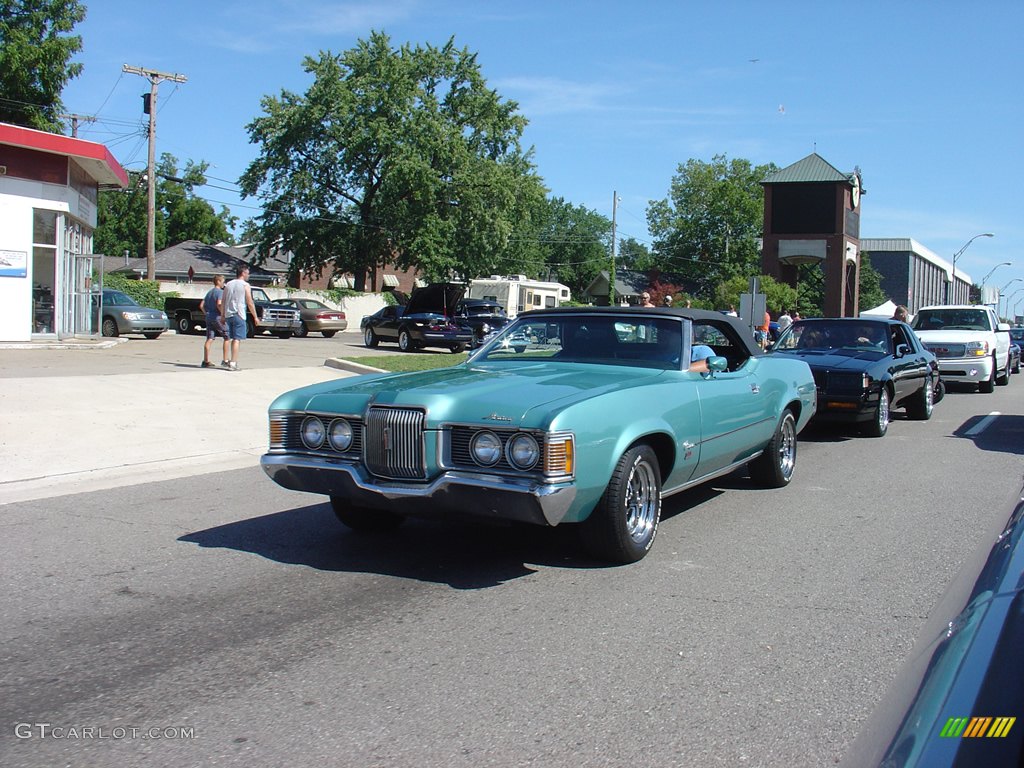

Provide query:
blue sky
left=62, top=1, right=1023, bottom=304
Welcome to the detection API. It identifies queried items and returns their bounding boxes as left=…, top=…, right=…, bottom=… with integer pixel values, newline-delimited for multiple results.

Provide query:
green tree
left=529, top=197, right=610, bottom=294
left=617, top=237, right=653, bottom=272
left=857, top=253, right=887, bottom=311
left=240, top=31, right=547, bottom=289
left=714, top=275, right=798, bottom=317
left=0, top=0, right=85, bottom=132
left=647, top=154, right=778, bottom=299
left=94, top=154, right=234, bottom=258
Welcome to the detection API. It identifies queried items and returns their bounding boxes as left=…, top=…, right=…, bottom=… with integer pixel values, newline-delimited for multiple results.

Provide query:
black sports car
left=456, top=298, right=511, bottom=347
left=768, top=317, right=940, bottom=437
left=361, top=283, right=474, bottom=353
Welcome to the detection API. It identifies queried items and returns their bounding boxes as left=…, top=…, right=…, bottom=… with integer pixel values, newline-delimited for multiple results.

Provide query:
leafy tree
left=857, top=253, right=887, bottom=311
left=240, top=31, right=547, bottom=290
left=0, top=0, right=85, bottom=132
left=617, top=237, right=653, bottom=272
left=714, top=275, right=798, bottom=317
left=95, top=154, right=235, bottom=258
left=647, top=154, right=778, bottom=300
left=528, top=197, right=610, bottom=294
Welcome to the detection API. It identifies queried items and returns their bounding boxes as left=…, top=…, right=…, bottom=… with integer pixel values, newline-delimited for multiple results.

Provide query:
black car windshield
left=773, top=320, right=889, bottom=353
left=474, top=314, right=684, bottom=370
left=912, top=308, right=992, bottom=331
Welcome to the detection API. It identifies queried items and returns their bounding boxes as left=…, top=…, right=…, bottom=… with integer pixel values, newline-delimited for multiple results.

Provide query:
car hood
left=914, top=329, right=994, bottom=343
left=271, top=362, right=665, bottom=429
left=404, top=283, right=464, bottom=316
left=771, top=348, right=886, bottom=370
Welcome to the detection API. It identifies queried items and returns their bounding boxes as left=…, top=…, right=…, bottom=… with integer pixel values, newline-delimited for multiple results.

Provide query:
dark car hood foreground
left=403, top=283, right=465, bottom=316
left=771, top=348, right=887, bottom=370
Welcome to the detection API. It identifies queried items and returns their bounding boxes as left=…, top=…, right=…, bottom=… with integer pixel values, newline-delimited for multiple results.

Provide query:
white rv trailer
left=466, top=275, right=571, bottom=317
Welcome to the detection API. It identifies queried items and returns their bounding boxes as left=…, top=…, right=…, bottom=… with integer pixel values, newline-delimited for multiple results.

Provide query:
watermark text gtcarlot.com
left=15, top=723, right=195, bottom=740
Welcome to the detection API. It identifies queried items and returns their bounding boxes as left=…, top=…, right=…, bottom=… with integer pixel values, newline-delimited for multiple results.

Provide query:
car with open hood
left=768, top=317, right=939, bottom=437
left=456, top=298, right=511, bottom=347
left=360, top=283, right=473, bottom=352
left=262, top=308, right=817, bottom=563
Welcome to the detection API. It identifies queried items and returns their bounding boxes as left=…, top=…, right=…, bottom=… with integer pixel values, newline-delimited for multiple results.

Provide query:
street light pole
left=999, top=277, right=1021, bottom=294
left=1004, top=289, right=1024, bottom=320
left=998, top=280, right=1022, bottom=318
left=979, top=261, right=1011, bottom=286
left=948, top=232, right=994, bottom=303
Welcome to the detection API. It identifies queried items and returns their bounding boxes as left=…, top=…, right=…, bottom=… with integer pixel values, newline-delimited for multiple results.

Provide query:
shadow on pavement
left=179, top=502, right=614, bottom=589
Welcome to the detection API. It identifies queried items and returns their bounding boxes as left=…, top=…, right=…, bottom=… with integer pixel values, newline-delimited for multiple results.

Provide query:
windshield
left=473, top=314, right=684, bottom=370
left=912, top=308, right=992, bottom=332
left=250, top=288, right=270, bottom=303
left=104, top=291, right=137, bottom=306
left=773, top=319, right=889, bottom=353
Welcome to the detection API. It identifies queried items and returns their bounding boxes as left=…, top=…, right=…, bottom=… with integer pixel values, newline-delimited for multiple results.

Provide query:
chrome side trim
left=661, top=453, right=763, bottom=499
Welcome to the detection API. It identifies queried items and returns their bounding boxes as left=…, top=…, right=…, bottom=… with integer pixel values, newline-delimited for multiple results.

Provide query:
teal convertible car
left=261, top=308, right=817, bottom=563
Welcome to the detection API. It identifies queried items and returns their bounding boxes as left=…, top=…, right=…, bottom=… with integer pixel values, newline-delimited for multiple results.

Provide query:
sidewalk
left=0, top=364, right=352, bottom=505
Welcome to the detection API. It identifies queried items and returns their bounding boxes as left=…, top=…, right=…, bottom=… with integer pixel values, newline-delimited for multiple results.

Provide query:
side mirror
left=895, top=343, right=910, bottom=358
left=707, top=356, right=728, bottom=373
left=997, top=322, right=1011, bottom=332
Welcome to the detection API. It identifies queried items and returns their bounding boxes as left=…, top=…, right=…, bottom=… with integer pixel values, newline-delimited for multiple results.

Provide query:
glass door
left=31, top=209, right=58, bottom=336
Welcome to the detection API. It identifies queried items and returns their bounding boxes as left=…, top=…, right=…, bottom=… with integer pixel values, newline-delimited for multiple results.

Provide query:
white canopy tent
left=860, top=300, right=898, bottom=317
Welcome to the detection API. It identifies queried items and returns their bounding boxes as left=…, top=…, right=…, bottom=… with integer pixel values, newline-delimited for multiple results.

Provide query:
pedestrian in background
left=641, top=292, right=655, bottom=307
left=199, top=274, right=228, bottom=368
left=892, top=305, right=909, bottom=322
left=220, top=265, right=258, bottom=371
left=777, top=308, right=793, bottom=332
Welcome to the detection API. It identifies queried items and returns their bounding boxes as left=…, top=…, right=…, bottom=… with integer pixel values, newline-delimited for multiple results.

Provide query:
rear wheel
left=907, top=376, right=934, bottom=420
left=450, top=343, right=466, bottom=353
left=862, top=387, right=890, bottom=437
left=322, top=330, right=337, bottom=338
left=749, top=410, right=797, bottom=487
left=330, top=497, right=404, bottom=532
left=581, top=445, right=661, bottom=563
left=398, top=328, right=417, bottom=352
left=363, top=327, right=378, bottom=347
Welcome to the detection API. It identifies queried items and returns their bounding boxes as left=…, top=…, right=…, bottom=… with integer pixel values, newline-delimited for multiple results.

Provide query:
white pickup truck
left=911, top=304, right=1012, bottom=393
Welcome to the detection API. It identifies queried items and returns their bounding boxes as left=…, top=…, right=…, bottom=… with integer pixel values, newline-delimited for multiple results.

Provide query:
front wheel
left=101, top=317, right=118, bottom=337
left=175, top=314, right=193, bottom=334
left=907, top=376, right=934, bottom=420
left=581, top=445, right=661, bottom=563
left=749, top=410, right=797, bottom=487
left=862, top=387, right=890, bottom=437
left=449, top=343, right=466, bottom=353
left=979, top=357, right=996, bottom=393
left=295, top=321, right=309, bottom=338
left=330, top=497, right=404, bottom=532
left=143, top=332, right=162, bottom=340
left=363, top=327, right=378, bottom=348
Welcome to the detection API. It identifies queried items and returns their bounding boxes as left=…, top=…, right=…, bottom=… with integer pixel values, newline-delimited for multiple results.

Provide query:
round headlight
left=301, top=416, right=326, bottom=449
left=470, top=431, right=502, bottom=466
left=328, top=419, right=354, bottom=451
left=506, top=433, right=540, bottom=470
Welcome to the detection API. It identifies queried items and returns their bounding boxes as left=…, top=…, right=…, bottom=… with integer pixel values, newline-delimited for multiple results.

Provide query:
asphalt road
left=1, top=348, right=1022, bottom=767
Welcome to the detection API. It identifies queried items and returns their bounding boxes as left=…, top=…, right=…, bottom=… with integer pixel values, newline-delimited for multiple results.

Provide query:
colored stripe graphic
left=940, top=716, right=1015, bottom=738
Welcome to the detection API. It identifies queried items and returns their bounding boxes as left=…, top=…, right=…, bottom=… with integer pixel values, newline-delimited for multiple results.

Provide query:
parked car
left=271, top=298, right=347, bottom=338
left=361, top=283, right=473, bottom=352
left=1008, top=327, right=1023, bottom=374
left=262, top=308, right=817, bottom=563
left=839, top=481, right=1024, bottom=767
left=768, top=317, right=939, bottom=437
left=456, top=298, right=511, bottom=347
left=96, top=289, right=169, bottom=339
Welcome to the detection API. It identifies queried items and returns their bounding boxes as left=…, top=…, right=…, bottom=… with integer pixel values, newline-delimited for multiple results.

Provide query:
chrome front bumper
left=261, top=453, right=577, bottom=527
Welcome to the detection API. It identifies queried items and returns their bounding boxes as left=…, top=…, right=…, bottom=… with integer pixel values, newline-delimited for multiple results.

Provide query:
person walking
left=199, top=274, right=229, bottom=368
left=777, top=307, right=793, bottom=332
left=220, top=265, right=258, bottom=371
left=640, top=292, right=655, bottom=307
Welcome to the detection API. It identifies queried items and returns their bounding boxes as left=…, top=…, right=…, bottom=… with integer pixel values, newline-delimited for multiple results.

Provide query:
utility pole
left=59, top=113, right=96, bottom=137
left=122, top=65, right=188, bottom=280
left=610, top=191, right=618, bottom=306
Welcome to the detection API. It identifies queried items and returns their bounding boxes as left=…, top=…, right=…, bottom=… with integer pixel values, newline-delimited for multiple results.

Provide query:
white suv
left=912, top=305, right=1012, bottom=393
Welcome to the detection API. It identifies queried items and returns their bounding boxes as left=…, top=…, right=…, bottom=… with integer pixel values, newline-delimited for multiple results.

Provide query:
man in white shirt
left=220, top=264, right=258, bottom=371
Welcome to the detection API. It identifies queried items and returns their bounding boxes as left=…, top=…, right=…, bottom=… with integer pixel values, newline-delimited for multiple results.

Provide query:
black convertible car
left=456, top=298, right=511, bottom=347
left=361, top=283, right=473, bottom=353
left=768, top=317, right=940, bottom=437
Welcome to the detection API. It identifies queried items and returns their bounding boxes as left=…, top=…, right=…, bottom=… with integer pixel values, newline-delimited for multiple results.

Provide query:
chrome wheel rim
left=778, top=416, right=796, bottom=480
left=399, top=332, right=410, bottom=350
left=363, top=328, right=373, bottom=346
left=624, top=458, right=659, bottom=543
left=878, top=390, right=890, bottom=431
left=923, top=379, right=933, bottom=417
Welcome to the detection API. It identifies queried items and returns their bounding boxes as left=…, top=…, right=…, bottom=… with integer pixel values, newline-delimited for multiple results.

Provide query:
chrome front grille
left=364, top=407, right=426, bottom=479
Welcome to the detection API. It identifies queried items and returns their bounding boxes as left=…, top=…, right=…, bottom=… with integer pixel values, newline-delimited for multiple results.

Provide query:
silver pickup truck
left=912, top=304, right=1012, bottom=393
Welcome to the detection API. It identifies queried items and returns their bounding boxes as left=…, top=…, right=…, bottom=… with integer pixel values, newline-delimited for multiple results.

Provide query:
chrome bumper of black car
left=261, top=453, right=577, bottom=527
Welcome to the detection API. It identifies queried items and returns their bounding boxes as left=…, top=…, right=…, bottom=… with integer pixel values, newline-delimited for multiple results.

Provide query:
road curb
left=324, top=358, right=385, bottom=374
